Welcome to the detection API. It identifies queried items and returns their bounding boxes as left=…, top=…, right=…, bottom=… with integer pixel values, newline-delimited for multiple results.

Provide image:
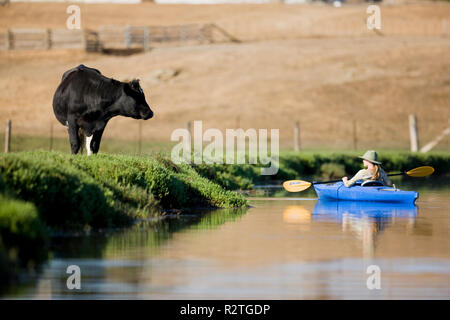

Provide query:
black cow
left=53, top=65, right=153, bottom=155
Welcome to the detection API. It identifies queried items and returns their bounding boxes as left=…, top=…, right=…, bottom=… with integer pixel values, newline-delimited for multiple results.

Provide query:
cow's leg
left=91, top=127, right=105, bottom=154
left=85, top=135, right=93, bottom=156
left=68, top=121, right=81, bottom=154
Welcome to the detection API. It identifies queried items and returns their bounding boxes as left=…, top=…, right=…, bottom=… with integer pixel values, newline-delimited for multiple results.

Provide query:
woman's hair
left=371, top=164, right=381, bottom=180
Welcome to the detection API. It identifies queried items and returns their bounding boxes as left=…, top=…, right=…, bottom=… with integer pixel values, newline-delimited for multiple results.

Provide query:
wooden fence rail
left=51, top=29, right=85, bottom=49
left=0, top=23, right=228, bottom=52
left=9, top=28, right=50, bottom=50
left=97, top=24, right=217, bottom=50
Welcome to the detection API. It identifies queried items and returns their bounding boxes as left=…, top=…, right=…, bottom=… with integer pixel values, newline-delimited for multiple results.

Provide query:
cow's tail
left=78, top=128, right=85, bottom=154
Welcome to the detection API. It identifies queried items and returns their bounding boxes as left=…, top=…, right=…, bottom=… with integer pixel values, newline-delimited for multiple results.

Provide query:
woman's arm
left=343, top=170, right=368, bottom=187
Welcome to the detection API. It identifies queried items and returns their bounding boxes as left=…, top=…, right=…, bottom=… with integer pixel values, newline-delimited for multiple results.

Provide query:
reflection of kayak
left=313, top=200, right=417, bottom=258
left=314, top=181, right=418, bottom=203
left=313, top=200, right=418, bottom=219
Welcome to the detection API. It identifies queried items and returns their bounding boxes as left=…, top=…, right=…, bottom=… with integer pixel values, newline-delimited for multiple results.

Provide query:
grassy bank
left=194, top=151, right=450, bottom=190
left=0, top=151, right=247, bottom=229
left=0, top=151, right=247, bottom=284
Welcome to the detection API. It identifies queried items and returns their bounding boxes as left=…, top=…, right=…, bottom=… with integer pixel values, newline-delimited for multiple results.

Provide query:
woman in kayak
left=342, top=150, right=393, bottom=187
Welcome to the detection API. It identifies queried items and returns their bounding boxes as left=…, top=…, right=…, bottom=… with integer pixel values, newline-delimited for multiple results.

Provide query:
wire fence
left=2, top=116, right=449, bottom=155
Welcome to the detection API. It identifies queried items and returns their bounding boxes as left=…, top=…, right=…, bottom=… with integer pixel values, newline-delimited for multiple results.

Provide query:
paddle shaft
left=313, top=172, right=404, bottom=185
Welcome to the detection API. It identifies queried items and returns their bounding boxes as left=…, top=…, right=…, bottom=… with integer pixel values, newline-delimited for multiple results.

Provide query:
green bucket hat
left=358, top=150, right=382, bottom=165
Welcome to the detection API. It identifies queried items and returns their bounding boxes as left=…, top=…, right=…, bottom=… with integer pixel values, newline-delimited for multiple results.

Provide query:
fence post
left=180, top=25, right=186, bottom=43
left=81, top=28, right=87, bottom=50
left=442, top=19, right=447, bottom=37
left=46, top=28, right=51, bottom=50
left=6, top=29, right=11, bottom=50
left=186, top=121, right=191, bottom=136
left=186, top=120, right=192, bottom=150
left=143, top=26, right=150, bottom=51
left=164, top=26, right=169, bottom=43
left=125, top=25, right=131, bottom=49
left=138, top=121, right=142, bottom=154
left=199, top=25, right=205, bottom=44
left=5, top=119, right=11, bottom=153
left=49, top=122, right=53, bottom=151
left=409, top=114, right=419, bottom=152
left=294, top=121, right=300, bottom=152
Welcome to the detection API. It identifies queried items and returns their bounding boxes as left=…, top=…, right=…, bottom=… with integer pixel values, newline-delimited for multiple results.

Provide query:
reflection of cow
left=53, top=65, right=153, bottom=155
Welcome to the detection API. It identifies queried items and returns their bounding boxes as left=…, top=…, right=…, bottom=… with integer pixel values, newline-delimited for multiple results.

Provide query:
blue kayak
left=313, top=181, right=418, bottom=203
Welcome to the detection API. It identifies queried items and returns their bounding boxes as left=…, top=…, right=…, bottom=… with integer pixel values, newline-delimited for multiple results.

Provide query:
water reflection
left=282, top=205, right=312, bottom=224
left=313, top=201, right=418, bottom=219
left=2, top=207, right=247, bottom=299
left=312, top=201, right=418, bottom=258
left=2, top=191, right=449, bottom=299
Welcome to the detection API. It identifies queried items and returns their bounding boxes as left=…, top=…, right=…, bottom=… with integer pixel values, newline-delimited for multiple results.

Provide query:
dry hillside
left=0, top=2, right=449, bottom=150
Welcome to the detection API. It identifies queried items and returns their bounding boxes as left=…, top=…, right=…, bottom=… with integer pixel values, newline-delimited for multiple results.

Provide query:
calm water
left=2, top=178, right=450, bottom=299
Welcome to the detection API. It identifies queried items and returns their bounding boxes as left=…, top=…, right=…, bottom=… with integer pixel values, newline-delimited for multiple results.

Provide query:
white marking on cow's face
left=86, top=135, right=93, bottom=156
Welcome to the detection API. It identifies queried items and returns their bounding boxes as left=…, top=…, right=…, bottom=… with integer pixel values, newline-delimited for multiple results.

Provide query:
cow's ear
left=130, top=79, right=140, bottom=91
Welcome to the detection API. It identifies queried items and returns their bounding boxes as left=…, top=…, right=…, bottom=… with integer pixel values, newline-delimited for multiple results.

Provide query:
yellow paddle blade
left=406, top=166, right=435, bottom=177
left=282, top=180, right=312, bottom=192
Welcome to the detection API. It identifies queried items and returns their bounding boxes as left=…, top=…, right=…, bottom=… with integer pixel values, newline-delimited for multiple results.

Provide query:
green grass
left=0, top=151, right=247, bottom=230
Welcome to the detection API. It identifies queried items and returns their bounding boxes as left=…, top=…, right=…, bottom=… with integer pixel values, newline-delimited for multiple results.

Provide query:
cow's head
left=122, top=79, right=154, bottom=120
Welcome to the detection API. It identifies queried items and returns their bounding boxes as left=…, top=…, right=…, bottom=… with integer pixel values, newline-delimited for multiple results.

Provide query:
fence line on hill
left=0, top=28, right=85, bottom=50
left=0, top=19, right=447, bottom=52
left=3, top=116, right=449, bottom=154
left=0, top=23, right=237, bottom=52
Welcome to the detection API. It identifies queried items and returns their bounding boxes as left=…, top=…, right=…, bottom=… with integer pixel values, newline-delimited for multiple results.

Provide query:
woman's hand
left=342, top=177, right=349, bottom=187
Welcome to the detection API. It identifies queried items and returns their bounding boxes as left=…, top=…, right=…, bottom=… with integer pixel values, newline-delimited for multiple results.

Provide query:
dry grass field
left=0, top=1, right=449, bottom=150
